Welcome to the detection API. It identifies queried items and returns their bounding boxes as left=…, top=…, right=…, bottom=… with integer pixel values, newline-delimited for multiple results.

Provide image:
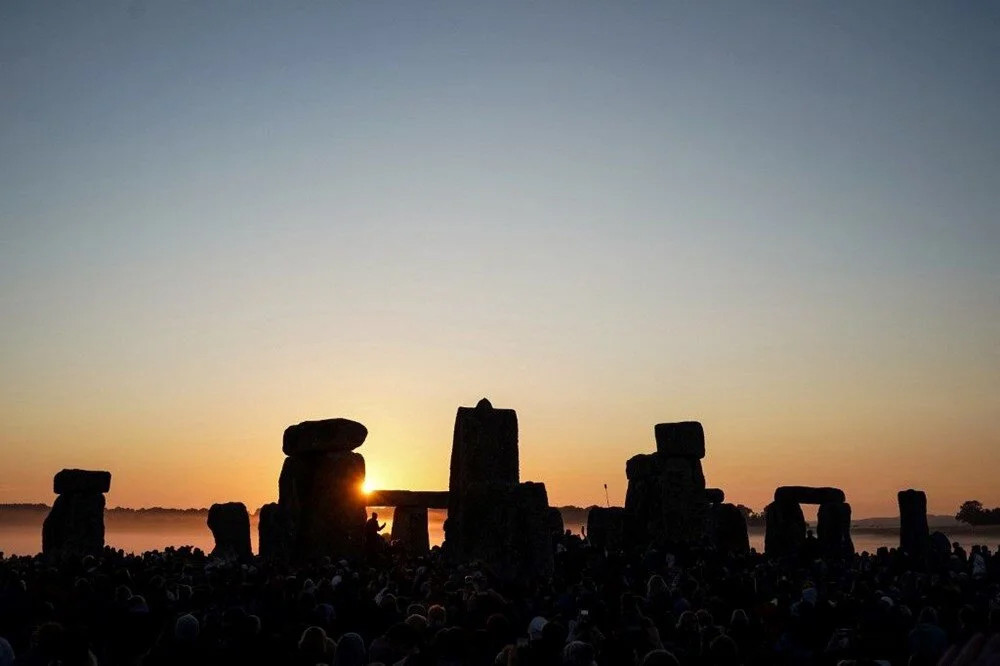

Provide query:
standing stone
left=817, top=502, right=854, bottom=558
left=507, top=482, right=554, bottom=580
left=390, top=506, right=429, bottom=555
left=547, top=507, right=565, bottom=538
left=710, top=503, right=750, bottom=554
left=279, top=449, right=366, bottom=559
left=42, top=469, right=111, bottom=559
left=624, top=465, right=665, bottom=545
left=587, top=507, right=625, bottom=551
left=764, top=500, right=806, bottom=557
left=898, top=489, right=929, bottom=555
left=660, top=457, right=707, bottom=544
left=258, top=502, right=291, bottom=561
left=207, top=502, right=252, bottom=560
left=445, top=398, right=519, bottom=562
left=654, top=422, right=706, bottom=459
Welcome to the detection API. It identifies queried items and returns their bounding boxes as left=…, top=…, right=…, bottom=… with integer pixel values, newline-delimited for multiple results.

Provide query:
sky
left=1, top=1, right=998, bottom=518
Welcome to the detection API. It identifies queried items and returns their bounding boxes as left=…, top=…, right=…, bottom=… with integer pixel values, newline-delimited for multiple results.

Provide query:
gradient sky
left=2, top=1, right=998, bottom=518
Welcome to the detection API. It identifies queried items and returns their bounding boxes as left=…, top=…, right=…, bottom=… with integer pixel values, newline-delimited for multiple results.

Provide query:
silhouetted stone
left=446, top=398, right=519, bottom=562
left=625, top=471, right=666, bottom=544
left=587, top=507, right=625, bottom=551
left=710, top=503, right=750, bottom=554
left=817, top=502, right=854, bottom=558
left=258, top=502, right=291, bottom=561
left=53, top=469, right=111, bottom=495
left=774, top=486, right=846, bottom=505
left=279, top=450, right=366, bottom=559
left=507, top=482, right=554, bottom=579
left=660, top=457, right=708, bottom=544
left=704, top=488, right=725, bottom=504
left=547, top=506, right=565, bottom=537
left=282, top=418, right=368, bottom=456
left=42, top=468, right=110, bottom=559
left=366, top=490, right=449, bottom=509
left=654, top=422, right=705, bottom=459
left=391, top=506, right=429, bottom=555
left=626, top=453, right=661, bottom=479
left=898, top=489, right=929, bottom=555
left=207, top=502, right=252, bottom=560
left=764, top=500, right=806, bottom=557
left=42, top=493, right=106, bottom=558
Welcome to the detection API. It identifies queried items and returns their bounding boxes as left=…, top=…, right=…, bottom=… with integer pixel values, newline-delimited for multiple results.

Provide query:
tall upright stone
left=278, top=418, right=368, bottom=560
left=258, top=502, right=291, bottom=561
left=42, top=469, right=111, bottom=559
left=390, top=506, right=430, bottom=555
left=817, top=502, right=854, bottom=558
left=655, top=422, right=708, bottom=545
left=444, top=399, right=554, bottom=580
left=898, top=489, right=929, bottom=555
left=710, top=503, right=750, bottom=554
left=207, top=502, right=252, bottom=560
left=587, top=507, right=625, bottom=551
left=445, top=398, right=519, bottom=562
left=764, top=500, right=806, bottom=557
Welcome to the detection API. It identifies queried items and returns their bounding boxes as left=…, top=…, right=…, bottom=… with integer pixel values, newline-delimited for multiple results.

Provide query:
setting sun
left=361, top=479, right=375, bottom=495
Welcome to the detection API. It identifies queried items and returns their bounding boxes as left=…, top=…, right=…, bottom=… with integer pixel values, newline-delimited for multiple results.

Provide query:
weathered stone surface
left=366, top=490, right=449, bottom=509
left=278, top=451, right=367, bottom=559
left=654, top=422, right=705, bottom=459
left=547, top=506, right=565, bottom=537
left=588, top=507, right=626, bottom=551
left=258, top=502, right=291, bottom=561
left=53, top=469, right=111, bottom=495
left=626, top=453, right=662, bottom=480
left=817, top=502, right=854, bottom=558
left=710, top=503, right=750, bottom=554
left=507, top=482, right=554, bottom=579
left=282, top=418, right=368, bottom=456
left=391, top=506, right=429, bottom=555
left=704, top=488, right=725, bottom=504
left=774, top=486, right=846, bottom=505
left=445, top=398, right=519, bottom=561
left=660, top=457, right=708, bottom=544
left=624, top=473, right=666, bottom=544
left=42, top=493, right=106, bottom=558
left=898, top=489, right=929, bottom=555
left=207, top=502, right=252, bottom=560
left=764, top=500, right=806, bottom=557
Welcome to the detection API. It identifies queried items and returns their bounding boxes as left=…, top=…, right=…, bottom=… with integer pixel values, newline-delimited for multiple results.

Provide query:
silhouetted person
left=364, top=511, right=386, bottom=559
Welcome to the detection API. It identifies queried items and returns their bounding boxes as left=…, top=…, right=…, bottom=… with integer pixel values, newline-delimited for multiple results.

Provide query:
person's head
left=332, top=632, right=366, bottom=666
left=642, top=649, right=681, bottom=666
left=527, top=616, right=548, bottom=642
left=427, top=604, right=447, bottom=627
left=917, top=607, right=938, bottom=625
left=647, top=574, right=667, bottom=597
left=0, top=637, right=15, bottom=666
left=298, top=626, right=330, bottom=657
left=174, top=614, right=200, bottom=644
left=371, top=512, right=378, bottom=520
left=709, top=634, right=738, bottom=660
left=562, top=640, right=596, bottom=666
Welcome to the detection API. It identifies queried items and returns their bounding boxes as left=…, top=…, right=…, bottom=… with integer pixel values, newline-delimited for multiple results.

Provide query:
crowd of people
left=1, top=525, right=999, bottom=666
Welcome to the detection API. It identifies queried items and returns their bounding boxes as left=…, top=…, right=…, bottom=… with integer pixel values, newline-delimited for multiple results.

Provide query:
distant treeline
left=956, top=501, right=1000, bottom=526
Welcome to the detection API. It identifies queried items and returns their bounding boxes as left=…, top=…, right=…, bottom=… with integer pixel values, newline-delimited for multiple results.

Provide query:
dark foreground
left=1, top=534, right=999, bottom=666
